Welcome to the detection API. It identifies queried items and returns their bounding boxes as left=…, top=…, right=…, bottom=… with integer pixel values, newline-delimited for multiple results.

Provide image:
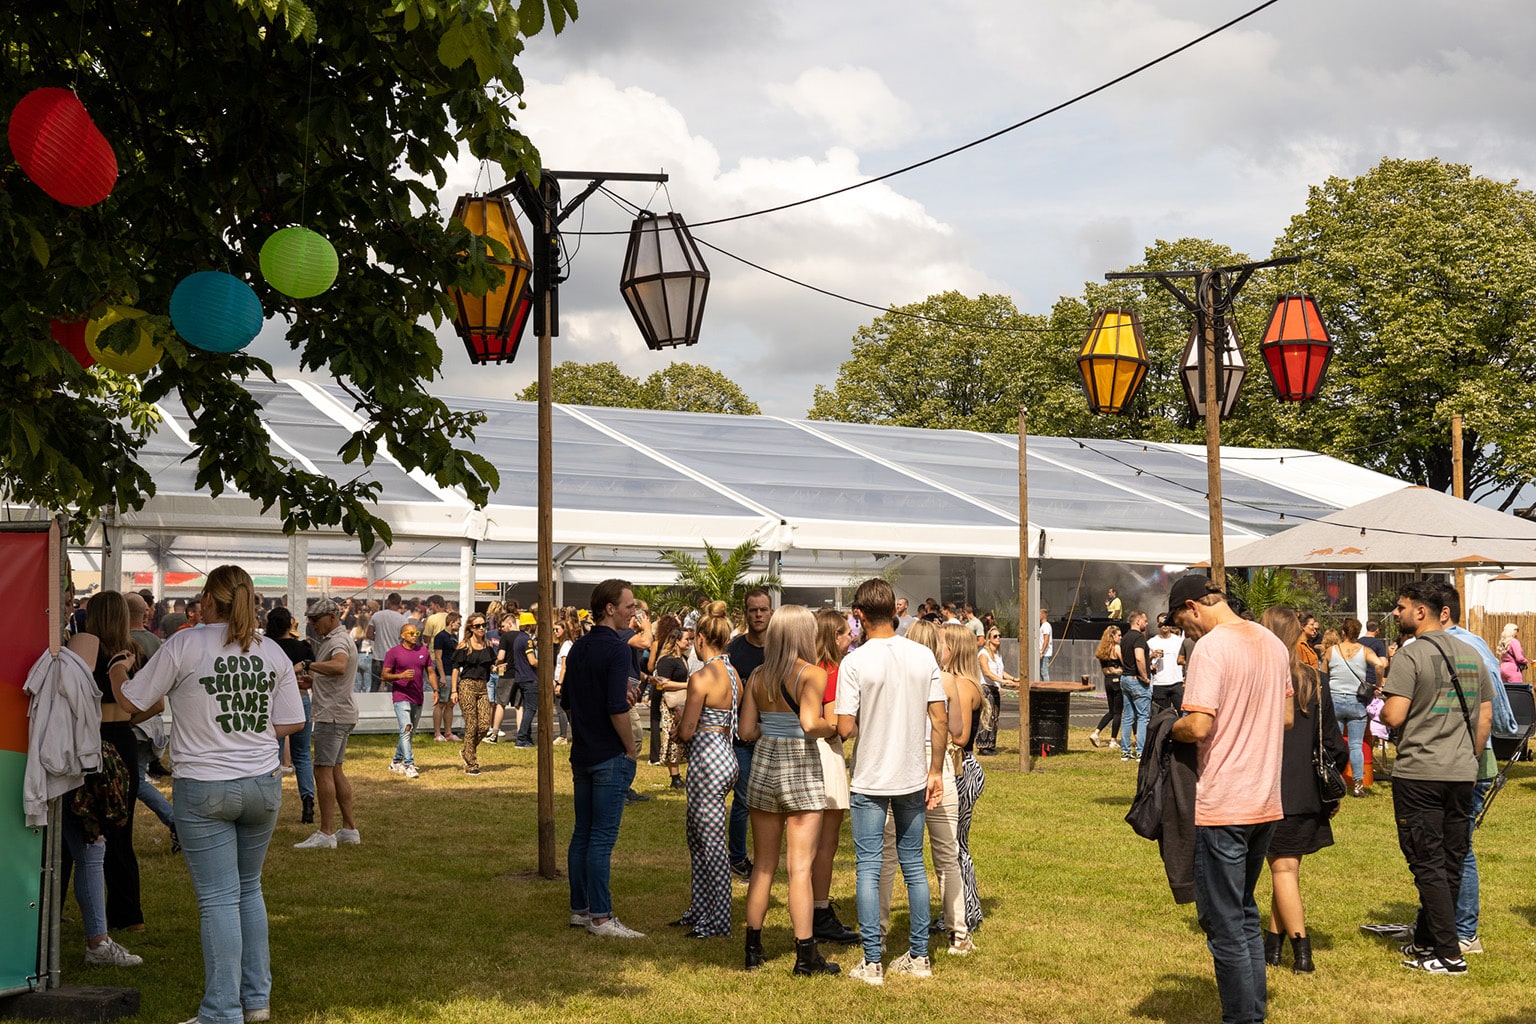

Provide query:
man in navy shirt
left=561, top=579, right=644, bottom=939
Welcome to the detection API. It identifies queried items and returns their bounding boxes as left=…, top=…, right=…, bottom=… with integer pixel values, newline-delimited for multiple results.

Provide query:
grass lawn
left=66, top=725, right=1536, bottom=1024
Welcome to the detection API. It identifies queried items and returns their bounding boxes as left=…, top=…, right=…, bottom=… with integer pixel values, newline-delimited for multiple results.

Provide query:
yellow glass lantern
left=1077, top=308, right=1149, bottom=414
left=446, top=194, right=534, bottom=364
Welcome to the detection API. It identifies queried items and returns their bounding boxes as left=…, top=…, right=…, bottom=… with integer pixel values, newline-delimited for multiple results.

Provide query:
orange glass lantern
left=1077, top=308, right=1149, bottom=414
left=1260, top=294, right=1332, bottom=401
left=446, top=194, right=534, bottom=364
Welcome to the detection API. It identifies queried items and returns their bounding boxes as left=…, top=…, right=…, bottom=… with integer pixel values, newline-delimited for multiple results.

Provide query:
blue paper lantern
left=170, top=271, right=263, bottom=352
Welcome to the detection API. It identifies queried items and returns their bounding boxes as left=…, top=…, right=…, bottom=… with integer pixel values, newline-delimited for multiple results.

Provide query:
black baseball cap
left=1161, top=574, right=1224, bottom=624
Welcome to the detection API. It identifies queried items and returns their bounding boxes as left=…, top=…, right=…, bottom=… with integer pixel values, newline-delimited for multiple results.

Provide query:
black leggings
left=1095, top=677, right=1123, bottom=736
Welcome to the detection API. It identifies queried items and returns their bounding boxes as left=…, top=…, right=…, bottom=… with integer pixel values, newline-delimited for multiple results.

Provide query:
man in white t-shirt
left=835, top=578, right=948, bottom=986
left=1147, top=617, right=1186, bottom=710
left=1038, top=608, right=1054, bottom=681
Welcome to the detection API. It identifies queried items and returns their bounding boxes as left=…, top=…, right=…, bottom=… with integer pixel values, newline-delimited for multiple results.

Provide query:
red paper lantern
left=1260, top=294, right=1332, bottom=401
left=8, top=88, right=118, bottom=207
left=49, top=318, right=95, bottom=369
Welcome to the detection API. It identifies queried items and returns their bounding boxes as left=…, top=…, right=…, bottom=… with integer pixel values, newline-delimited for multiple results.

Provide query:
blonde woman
left=738, top=605, right=839, bottom=976
left=451, top=614, right=496, bottom=775
left=942, top=622, right=987, bottom=949
left=808, top=607, right=857, bottom=946
left=121, top=566, right=305, bottom=1023
left=1498, top=624, right=1527, bottom=683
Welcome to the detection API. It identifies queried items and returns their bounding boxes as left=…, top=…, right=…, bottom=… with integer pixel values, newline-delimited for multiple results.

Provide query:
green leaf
left=437, top=22, right=469, bottom=69
left=517, top=0, right=544, bottom=36
left=27, top=224, right=50, bottom=268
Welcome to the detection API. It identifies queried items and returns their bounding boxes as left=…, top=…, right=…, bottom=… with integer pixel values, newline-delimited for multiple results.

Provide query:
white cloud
left=765, top=66, right=916, bottom=150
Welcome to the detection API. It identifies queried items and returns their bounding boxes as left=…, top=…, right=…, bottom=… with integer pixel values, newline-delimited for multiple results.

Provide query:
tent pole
left=287, top=534, right=308, bottom=611
left=458, top=540, right=476, bottom=622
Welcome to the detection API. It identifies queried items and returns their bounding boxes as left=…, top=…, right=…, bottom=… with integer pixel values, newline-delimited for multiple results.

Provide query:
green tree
left=807, top=291, right=1058, bottom=431
left=517, top=361, right=642, bottom=406
left=1274, top=158, right=1536, bottom=508
left=3, top=0, right=578, bottom=546
left=640, top=362, right=759, bottom=415
left=520, top=359, right=760, bottom=414
left=659, top=539, right=779, bottom=614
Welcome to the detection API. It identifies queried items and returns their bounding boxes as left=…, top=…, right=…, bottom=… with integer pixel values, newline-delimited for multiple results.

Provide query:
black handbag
left=1312, top=692, right=1348, bottom=802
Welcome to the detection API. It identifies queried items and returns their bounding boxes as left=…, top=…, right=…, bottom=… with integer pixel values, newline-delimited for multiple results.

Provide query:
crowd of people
left=38, top=566, right=1529, bottom=1019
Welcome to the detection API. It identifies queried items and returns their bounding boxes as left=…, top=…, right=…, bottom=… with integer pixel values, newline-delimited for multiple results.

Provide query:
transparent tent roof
left=115, top=378, right=1409, bottom=567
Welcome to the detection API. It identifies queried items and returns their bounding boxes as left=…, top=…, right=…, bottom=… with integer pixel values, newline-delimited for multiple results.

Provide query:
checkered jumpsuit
left=683, top=656, right=740, bottom=936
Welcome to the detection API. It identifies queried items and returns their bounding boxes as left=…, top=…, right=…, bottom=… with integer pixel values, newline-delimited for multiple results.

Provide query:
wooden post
left=1200, top=271, right=1225, bottom=587
left=1018, top=404, right=1033, bottom=774
left=535, top=177, right=558, bottom=879
left=1452, top=413, right=1465, bottom=601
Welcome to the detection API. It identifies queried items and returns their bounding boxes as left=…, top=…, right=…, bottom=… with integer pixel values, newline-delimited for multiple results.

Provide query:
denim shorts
left=312, top=721, right=355, bottom=766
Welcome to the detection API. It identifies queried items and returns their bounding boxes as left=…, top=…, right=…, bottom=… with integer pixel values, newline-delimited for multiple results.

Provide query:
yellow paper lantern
left=85, top=306, right=163, bottom=375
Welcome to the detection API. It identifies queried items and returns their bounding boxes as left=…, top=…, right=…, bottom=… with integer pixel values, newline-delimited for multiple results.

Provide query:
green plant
left=1226, top=568, right=1328, bottom=620
left=658, top=539, right=780, bottom=615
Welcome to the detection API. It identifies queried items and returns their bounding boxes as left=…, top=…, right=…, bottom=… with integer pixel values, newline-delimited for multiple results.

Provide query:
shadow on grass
left=1129, top=972, right=1218, bottom=1022
left=1094, top=794, right=1132, bottom=807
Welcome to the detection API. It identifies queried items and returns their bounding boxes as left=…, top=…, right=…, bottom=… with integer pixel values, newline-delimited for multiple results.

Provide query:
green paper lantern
left=259, top=226, right=338, bottom=299
left=85, top=306, right=163, bottom=375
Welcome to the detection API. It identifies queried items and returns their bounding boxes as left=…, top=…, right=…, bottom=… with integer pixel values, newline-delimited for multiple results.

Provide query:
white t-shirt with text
left=123, top=626, right=305, bottom=783
left=835, top=635, right=945, bottom=796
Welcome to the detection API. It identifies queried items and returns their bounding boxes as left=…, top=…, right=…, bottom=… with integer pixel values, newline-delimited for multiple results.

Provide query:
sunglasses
left=470, top=622, right=487, bottom=629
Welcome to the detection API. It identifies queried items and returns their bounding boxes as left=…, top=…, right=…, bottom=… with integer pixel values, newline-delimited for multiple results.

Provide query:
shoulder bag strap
left=1421, top=635, right=1477, bottom=749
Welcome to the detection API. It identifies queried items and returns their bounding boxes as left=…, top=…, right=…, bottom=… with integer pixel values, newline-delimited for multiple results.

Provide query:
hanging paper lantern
left=49, top=319, right=95, bottom=369
left=170, top=272, right=263, bottom=353
left=85, top=306, right=163, bottom=374
left=259, top=226, right=339, bottom=299
left=8, top=87, right=118, bottom=207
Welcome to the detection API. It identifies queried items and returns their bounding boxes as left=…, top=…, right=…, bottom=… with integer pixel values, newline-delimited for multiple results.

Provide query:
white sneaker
left=404, top=765, right=420, bottom=779
left=336, top=828, right=362, bottom=845
left=1460, top=935, right=1485, bottom=954
left=388, top=761, right=404, bottom=774
left=889, top=950, right=932, bottom=977
left=293, top=830, right=337, bottom=850
left=244, top=1008, right=271, bottom=1022
left=947, top=934, right=977, bottom=956
left=587, top=916, right=645, bottom=939
left=569, top=911, right=591, bottom=928
left=847, top=959, right=884, bottom=986
left=84, top=937, right=142, bottom=966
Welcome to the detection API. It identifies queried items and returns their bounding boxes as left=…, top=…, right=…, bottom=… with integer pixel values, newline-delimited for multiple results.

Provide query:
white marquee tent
left=61, top=377, right=1419, bottom=607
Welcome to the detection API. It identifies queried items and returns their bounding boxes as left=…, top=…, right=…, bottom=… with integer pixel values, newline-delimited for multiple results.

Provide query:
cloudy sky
left=255, top=0, right=1536, bottom=416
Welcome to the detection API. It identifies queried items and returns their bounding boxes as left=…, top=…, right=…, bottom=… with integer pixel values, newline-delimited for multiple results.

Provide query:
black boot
left=813, top=904, right=858, bottom=945
left=301, top=795, right=315, bottom=824
left=744, top=928, right=766, bottom=971
left=1290, top=934, right=1314, bottom=974
left=1263, top=929, right=1283, bottom=967
left=792, top=937, right=839, bottom=976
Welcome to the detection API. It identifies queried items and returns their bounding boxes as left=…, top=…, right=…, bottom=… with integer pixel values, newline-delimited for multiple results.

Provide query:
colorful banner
left=0, top=526, right=51, bottom=994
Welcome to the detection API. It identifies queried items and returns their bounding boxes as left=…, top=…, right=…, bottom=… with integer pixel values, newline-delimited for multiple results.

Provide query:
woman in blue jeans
left=1324, top=619, right=1387, bottom=797
left=266, top=607, right=316, bottom=823
left=122, top=565, right=306, bottom=1024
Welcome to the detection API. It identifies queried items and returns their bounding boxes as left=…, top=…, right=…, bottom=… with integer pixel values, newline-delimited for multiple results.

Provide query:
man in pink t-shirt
left=1166, top=575, right=1292, bottom=1024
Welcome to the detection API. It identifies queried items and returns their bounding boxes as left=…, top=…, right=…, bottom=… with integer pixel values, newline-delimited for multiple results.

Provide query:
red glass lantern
left=446, top=194, right=534, bottom=365
left=1260, top=294, right=1332, bottom=401
left=8, top=88, right=117, bottom=207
